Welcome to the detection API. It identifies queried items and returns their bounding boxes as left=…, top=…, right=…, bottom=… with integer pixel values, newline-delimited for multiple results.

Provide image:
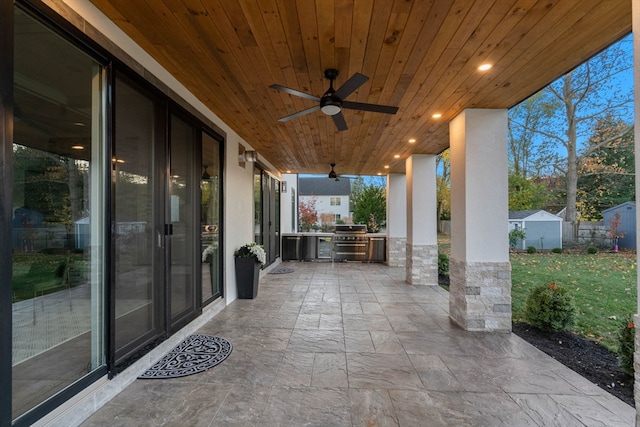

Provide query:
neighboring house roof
left=298, top=177, right=351, bottom=196
left=509, top=210, right=563, bottom=221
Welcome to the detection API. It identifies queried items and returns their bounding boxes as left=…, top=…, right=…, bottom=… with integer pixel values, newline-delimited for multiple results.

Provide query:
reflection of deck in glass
left=12, top=283, right=148, bottom=364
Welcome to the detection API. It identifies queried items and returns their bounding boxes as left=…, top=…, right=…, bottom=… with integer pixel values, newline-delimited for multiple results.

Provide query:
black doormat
left=138, top=334, right=232, bottom=379
left=269, top=267, right=295, bottom=274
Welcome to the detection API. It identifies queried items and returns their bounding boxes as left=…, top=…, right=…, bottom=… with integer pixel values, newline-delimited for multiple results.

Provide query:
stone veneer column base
left=449, top=258, right=512, bottom=332
left=406, top=243, right=438, bottom=285
left=386, top=237, right=406, bottom=267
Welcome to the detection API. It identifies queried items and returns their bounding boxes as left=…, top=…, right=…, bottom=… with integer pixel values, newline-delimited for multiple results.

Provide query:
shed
left=602, top=202, right=636, bottom=249
left=508, top=210, right=563, bottom=250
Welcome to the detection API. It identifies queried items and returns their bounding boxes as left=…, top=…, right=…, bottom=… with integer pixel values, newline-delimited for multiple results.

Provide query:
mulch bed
left=512, top=322, right=634, bottom=407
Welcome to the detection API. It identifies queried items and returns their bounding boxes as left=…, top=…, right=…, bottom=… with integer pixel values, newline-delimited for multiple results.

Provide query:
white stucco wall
left=387, top=173, right=407, bottom=238
left=280, top=174, right=298, bottom=233
left=406, top=155, right=437, bottom=245
left=450, top=109, right=509, bottom=263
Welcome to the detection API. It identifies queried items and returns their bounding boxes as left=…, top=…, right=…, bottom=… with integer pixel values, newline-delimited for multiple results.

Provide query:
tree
left=508, top=92, right=558, bottom=178
left=577, top=115, right=634, bottom=220
left=508, top=173, right=547, bottom=211
left=352, top=183, right=386, bottom=232
left=298, top=197, right=318, bottom=231
left=436, top=150, right=451, bottom=220
left=509, top=36, right=633, bottom=229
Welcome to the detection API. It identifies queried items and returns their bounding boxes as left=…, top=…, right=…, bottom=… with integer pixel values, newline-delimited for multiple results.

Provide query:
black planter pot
left=234, top=257, right=260, bottom=299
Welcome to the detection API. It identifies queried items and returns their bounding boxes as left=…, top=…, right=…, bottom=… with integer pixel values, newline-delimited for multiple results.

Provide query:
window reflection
left=12, top=7, right=105, bottom=419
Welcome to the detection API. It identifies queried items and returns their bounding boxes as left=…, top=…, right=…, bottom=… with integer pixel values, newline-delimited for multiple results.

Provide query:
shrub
left=509, top=228, right=526, bottom=249
left=551, top=247, right=563, bottom=254
left=438, top=252, right=449, bottom=275
left=524, top=283, right=577, bottom=332
left=587, top=246, right=598, bottom=254
left=526, top=246, right=537, bottom=254
left=618, top=318, right=635, bottom=375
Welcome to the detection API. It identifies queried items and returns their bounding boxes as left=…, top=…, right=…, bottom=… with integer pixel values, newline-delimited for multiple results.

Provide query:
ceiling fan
left=328, top=163, right=339, bottom=181
left=269, top=69, right=399, bottom=131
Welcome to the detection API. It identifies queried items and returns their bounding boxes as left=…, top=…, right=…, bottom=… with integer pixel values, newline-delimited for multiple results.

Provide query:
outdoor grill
left=332, top=225, right=368, bottom=261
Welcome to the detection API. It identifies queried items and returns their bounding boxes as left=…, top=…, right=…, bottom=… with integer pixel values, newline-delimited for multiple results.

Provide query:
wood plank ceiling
left=88, top=0, right=631, bottom=175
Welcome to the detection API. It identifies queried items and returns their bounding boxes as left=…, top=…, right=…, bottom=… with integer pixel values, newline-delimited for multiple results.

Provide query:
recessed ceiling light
left=408, top=138, right=416, bottom=143
left=71, top=145, right=84, bottom=150
left=74, top=122, right=85, bottom=127
left=394, top=154, right=400, bottom=159
left=286, top=170, right=291, bottom=173
left=478, top=63, right=492, bottom=71
left=377, top=172, right=382, bottom=176
left=432, top=113, right=442, bottom=119
left=384, top=165, right=389, bottom=169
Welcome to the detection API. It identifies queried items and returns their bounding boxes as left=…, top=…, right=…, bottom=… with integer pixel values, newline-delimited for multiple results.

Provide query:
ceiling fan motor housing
left=320, top=95, right=342, bottom=115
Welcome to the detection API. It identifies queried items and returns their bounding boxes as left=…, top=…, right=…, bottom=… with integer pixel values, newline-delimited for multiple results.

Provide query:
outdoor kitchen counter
left=281, top=232, right=386, bottom=262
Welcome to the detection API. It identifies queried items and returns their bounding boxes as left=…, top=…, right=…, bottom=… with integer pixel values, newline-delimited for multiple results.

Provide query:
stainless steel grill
left=333, top=225, right=368, bottom=261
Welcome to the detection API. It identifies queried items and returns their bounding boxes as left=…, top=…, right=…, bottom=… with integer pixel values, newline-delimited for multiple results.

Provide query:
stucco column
left=449, top=109, right=511, bottom=332
left=632, top=0, right=640, bottom=420
left=386, top=173, right=407, bottom=267
left=406, top=155, right=438, bottom=285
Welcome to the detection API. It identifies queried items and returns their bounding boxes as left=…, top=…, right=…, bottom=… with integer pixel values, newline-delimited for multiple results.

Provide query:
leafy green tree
left=352, top=183, right=386, bottom=232
left=508, top=173, right=548, bottom=210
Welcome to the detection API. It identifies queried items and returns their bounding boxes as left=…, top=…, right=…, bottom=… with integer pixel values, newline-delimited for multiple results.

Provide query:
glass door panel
left=169, top=115, right=197, bottom=328
left=113, top=76, right=164, bottom=365
left=201, top=133, right=222, bottom=303
left=12, top=7, right=106, bottom=419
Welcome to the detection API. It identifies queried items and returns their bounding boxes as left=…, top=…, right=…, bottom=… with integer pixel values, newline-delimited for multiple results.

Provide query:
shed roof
left=509, top=210, right=542, bottom=220
left=603, top=201, right=636, bottom=214
left=509, top=210, right=562, bottom=221
left=298, top=177, right=351, bottom=196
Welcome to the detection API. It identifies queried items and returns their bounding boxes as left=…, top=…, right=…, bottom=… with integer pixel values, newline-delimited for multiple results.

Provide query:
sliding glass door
left=112, top=76, right=165, bottom=366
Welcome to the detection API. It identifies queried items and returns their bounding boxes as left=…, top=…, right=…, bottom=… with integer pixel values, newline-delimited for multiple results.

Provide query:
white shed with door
left=509, top=210, right=563, bottom=250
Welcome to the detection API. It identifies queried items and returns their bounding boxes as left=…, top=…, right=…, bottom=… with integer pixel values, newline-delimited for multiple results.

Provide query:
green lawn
left=510, top=251, right=637, bottom=352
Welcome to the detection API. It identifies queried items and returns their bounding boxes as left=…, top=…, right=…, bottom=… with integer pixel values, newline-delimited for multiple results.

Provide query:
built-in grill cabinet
left=332, top=225, right=369, bottom=261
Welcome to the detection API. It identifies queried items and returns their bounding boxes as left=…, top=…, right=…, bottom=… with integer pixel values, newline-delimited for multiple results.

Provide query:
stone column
left=449, top=109, right=511, bottom=332
left=406, top=155, right=438, bottom=285
left=386, top=173, right=407, bottom=267
left=632, top=0, right=640, bottom=418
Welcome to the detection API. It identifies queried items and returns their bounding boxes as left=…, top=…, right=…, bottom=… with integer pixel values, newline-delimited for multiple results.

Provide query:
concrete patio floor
left=81, top=262, right=635, bottom=426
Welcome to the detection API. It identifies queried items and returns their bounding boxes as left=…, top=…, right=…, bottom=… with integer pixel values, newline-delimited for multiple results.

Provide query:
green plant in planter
left=524, top=283, right=576, bottom=332
left=234, top=242, right=266, bottom=265
left=618, top=318, right=635, bottom=375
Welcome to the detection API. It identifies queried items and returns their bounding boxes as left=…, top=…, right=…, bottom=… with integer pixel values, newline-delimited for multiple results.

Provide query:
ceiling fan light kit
left=270, top=69, right=398, bottom=131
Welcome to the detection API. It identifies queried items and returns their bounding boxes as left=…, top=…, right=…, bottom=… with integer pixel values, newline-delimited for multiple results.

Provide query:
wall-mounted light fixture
left=244, top=150, right=257, bottom=162
left=238, top=145, right=258, bottom=167
left=238, top=144, right=258, bottom=167
left=281, top=181, right=287, bottom=193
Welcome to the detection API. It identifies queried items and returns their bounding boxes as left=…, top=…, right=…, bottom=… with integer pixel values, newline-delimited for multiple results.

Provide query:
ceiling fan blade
left=331, top=111, right=348, bottom=131
left=269, top=84, right=320, bottom=102
left=333, top=73, right=369, bottom=99
left=277, top=105, right=321, bottom=122
left=342, top=101, right=399, bottom=115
